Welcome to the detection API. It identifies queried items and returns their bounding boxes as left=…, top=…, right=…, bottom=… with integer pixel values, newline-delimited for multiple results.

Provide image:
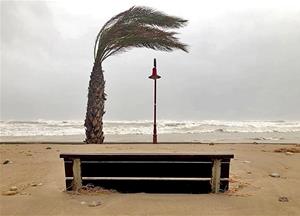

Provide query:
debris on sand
left=88, top=201, right=102, bottom=207
left=28, top=182, right=43, bottom=187
left=285, top=152, right=294, bottom=155
left=274, top=147, right=300, bottom=153
left=46, top=146, right=52, bottom=150
left=278, top=196, right=289, bottom=202
left=19, top=192, right=31, bottom=195
left=242, top=160, right=251, bottom=164
left=3, top=159, right=11, bottom=165
left=2, top=186, right=20, bottom=196
left=270, top=173, right=280, bottom=178
left=3, top=190, right=18, bottom=196
left=78, top=186, right=117, bottom=195
left=80, top=201, right=87, bottom=205
left=85, top=183, right=94, bottom=188
left=10, top=186, right=18, bottom=191
left=225, top=175, right=252, bottom=196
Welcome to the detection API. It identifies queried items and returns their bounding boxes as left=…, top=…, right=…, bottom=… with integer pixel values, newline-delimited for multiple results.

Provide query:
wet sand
left=1, top=143, right=300, bottom=215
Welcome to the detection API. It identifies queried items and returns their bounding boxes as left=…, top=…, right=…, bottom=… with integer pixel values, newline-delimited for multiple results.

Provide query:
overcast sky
left=1, top=0, right=300, bottom=121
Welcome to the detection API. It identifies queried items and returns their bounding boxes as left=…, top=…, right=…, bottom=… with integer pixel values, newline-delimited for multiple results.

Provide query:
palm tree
left=84, top=6, right=188, bottom=143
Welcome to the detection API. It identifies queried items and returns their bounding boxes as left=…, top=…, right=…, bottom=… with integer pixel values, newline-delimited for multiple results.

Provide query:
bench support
left=72, top=159, right=82, bottom=191
left=211, top=159, right=221, bottom=193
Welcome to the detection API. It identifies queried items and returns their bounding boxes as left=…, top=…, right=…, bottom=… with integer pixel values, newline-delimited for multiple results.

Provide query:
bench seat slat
left=64, top=162, right=230, bottom=178
left=65, top=161, right=230, bottom=164
left=65, top=177, right=229, bottom=181
left=60, top=153, right=234, bottom=161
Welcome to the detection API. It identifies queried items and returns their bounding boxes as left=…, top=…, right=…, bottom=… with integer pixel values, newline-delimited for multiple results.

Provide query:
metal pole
left=153, top=79, right=157, bottom=144
left=153, top=59, right=157, bottom=144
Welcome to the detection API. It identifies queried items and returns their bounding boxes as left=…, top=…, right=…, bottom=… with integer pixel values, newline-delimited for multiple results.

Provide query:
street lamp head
left=149, top=67, right=161, bottom=79
left=149, top=58, right=161, bottom=79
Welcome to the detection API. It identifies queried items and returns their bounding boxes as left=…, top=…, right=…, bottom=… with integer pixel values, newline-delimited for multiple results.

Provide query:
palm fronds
left=94, top=6, right=188, bottom=63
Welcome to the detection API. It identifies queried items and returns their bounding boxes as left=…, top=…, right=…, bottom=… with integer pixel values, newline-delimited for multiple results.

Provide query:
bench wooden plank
left=60, top=153, right=234, bottom=161
left=64, top=161, right=230, bottom=178
left=67, top=177, right=215, bottom=180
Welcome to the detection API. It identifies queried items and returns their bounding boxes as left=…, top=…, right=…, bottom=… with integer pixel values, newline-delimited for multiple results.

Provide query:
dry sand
left=0, top=143, right=300, bottom=216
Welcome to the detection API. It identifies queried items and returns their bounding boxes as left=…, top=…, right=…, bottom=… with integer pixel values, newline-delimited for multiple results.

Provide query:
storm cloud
left=1, top=0, right=300, bottom=121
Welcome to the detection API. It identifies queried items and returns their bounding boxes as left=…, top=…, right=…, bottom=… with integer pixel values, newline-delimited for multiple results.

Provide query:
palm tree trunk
left=84, top=63, right=106, bottom=144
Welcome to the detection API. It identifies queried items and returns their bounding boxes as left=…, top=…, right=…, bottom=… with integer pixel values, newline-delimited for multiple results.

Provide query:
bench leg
left=211, top=159, right=221, bottom=193
left=72, top=158, right=82, bottom=191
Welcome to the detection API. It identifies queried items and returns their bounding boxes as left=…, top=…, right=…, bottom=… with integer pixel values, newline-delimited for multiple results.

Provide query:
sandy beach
left=1, top=143, right=300, bottom=216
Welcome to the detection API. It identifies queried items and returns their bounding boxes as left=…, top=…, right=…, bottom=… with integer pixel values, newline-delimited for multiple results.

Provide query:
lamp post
left=148, top=58, right=161, bottom=144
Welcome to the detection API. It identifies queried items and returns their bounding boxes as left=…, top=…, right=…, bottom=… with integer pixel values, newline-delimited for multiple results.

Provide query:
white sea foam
left=0, top=120, right=300, bottom=137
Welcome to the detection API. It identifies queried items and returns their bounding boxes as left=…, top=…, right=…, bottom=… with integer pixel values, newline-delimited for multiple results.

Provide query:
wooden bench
left=60, top=153, right=234, bottom=193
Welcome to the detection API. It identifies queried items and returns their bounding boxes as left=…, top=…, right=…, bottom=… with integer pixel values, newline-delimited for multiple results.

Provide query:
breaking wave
left=1, top=119, right=300, bottom=136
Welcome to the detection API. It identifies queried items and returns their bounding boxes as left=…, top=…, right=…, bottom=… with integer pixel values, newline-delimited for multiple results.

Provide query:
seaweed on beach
left=79, top=186, right=117, bottom=195
left=65, top=183, right=118, bottom=195
left=274, top=147, right=300, bottom=153
left=224, top=175, right=252, bottom=197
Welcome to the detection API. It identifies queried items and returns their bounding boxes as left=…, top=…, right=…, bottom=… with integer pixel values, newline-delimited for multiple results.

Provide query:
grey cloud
left=1, top=1, right=300, bottom=121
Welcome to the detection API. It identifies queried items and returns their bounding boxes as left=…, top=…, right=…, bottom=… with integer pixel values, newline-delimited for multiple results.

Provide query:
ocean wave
left=0, top=120, right=300, bottom=136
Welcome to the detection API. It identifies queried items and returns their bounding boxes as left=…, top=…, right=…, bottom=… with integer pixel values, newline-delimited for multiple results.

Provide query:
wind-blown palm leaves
left=85, top=6, right=188, bottom=143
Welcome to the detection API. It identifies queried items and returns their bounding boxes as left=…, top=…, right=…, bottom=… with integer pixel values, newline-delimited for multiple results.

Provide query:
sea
left=1, top=120, right=300, bottom=143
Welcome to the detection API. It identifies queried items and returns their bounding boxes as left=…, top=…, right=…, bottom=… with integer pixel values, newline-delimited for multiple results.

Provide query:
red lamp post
left=149, top=58, right=161, bottom=144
